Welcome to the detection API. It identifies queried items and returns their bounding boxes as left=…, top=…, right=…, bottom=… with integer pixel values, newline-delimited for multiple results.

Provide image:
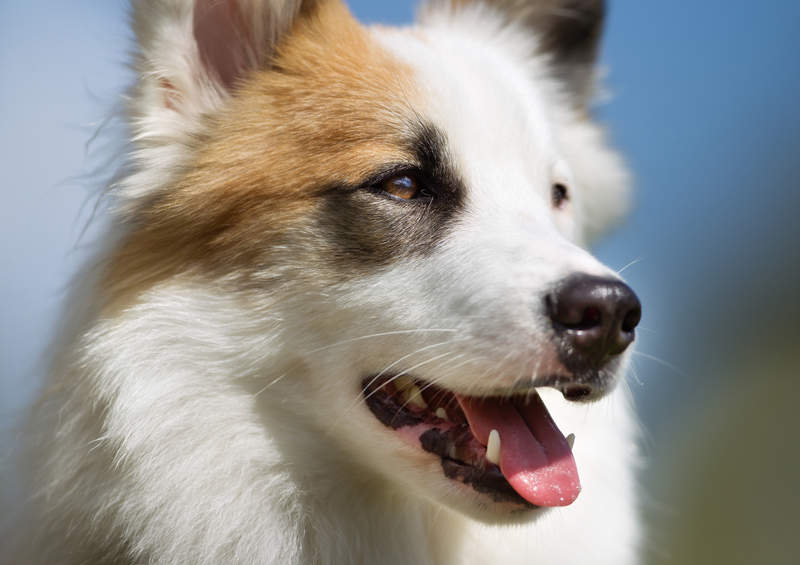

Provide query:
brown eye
left=381, top=174, right=420, bottom=200
left=552, top=183, right=569, bottom=209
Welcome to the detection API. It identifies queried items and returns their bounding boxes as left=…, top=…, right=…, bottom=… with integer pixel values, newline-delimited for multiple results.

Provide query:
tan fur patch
left=105, top=0, right=421, bottom=308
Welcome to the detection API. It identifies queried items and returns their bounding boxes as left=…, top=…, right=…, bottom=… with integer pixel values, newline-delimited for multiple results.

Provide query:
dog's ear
left=429, top=0, right=606, bottom=107
left=191, top=0, right=315, bottom=91
left=132, top=0, right=315, bottom=109
left=122, top=0, right=317, bottom=203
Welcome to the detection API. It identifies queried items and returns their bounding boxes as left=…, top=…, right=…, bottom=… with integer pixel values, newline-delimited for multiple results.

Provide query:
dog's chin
left=357, top=373, right=613, bottom=522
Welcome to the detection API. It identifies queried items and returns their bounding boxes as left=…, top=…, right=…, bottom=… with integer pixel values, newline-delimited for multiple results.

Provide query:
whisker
left=628, top=359, right=644, bottom=387
left=252, top=373, right=288, bottom=398
left=616, top=257, right=645, bottom=275
left=338, top=337, right=467, bottom=420
left=360, top=338, right=467, bottom=401
left=413, top=353, right=468, bottom=397
left=393, top=351, right=464, bottom=414
left=381, top=351, right=459, bottom=395
left=630, top=351, right=688, bottom=378
left=304, top=329, right=459, bottom=355
left=338, top=349, right=461, bottom=424
left=474, top=350, right=517, bottom=398
left=420, top=354, right=483, bottom=392
left=394, top=352, right=487, bottom=419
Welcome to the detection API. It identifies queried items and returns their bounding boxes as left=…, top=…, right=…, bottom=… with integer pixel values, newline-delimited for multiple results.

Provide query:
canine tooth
left=435, top=407, right=448, bottom=420
left=566, top=433, right=576, bottom=450
left=486, top=429, right=501, bottom=465
left=404, top=385, right=428, bottom=409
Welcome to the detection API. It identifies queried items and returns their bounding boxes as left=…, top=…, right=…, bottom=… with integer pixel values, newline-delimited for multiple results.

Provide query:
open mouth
left=362, top=376, right=580, bottom=508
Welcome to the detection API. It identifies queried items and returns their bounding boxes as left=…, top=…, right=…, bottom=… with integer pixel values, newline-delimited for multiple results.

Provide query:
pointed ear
left=124, top=0, right=314, bottom=202
left=441, top=0, right=606, bottom=107
left=191, top=0, right=317, bottom=90
left=132, top=0, right=313, bottom=108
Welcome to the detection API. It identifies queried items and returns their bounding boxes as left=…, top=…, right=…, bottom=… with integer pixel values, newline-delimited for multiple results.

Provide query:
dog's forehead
left=373, top=22, right=562, bottom=204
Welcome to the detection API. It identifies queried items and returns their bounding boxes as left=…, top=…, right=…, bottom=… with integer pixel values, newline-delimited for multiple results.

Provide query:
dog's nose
left=546, top=274, right=641, bottom=367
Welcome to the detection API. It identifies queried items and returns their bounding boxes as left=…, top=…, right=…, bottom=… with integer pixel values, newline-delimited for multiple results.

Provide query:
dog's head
left=114, top=0, right=638, bottom=522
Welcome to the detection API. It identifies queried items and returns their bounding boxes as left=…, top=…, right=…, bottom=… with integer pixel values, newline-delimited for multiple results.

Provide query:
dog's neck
left=251, top=383, right=467, bottom=565
left=297, top=474, right=465, bottom=565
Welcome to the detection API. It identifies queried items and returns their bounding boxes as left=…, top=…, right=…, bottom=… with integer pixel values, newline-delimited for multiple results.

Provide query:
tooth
left=394, top=375, right=414, bottom=391
left=486, top=429, right=501, bottom=465
left=448, top=444, right=457, bottom=459
left=435, top=407, right=448, bottom=420
left=404, top=385, right=428, bottom=409
left=566, top=433, right=576, bottom=450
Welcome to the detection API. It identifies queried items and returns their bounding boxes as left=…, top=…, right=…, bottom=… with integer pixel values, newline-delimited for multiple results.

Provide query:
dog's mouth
left=362, top=376, right=580, bottom=508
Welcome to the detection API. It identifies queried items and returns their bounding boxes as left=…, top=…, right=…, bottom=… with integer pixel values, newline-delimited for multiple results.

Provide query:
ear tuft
left=122, top=0, right=313, bottom=205
left=132, top=0, right=311, bottom=113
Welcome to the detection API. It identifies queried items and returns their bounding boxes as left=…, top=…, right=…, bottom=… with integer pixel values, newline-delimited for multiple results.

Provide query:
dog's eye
left=552, top=183, right=569, bottom=209
left=380, top=174, right=423, bottom=200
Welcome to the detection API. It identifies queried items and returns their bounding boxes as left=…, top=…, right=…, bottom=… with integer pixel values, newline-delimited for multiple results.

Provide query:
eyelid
left=363, top=164, right=421, bottom=187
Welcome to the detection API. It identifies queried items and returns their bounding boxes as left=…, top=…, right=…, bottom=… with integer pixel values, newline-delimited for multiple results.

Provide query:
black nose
left=546, top=274, right=641, bottom=368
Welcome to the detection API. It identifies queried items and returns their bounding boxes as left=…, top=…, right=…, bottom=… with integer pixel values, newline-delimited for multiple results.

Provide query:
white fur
left=8, top=1, right=640, bottom=563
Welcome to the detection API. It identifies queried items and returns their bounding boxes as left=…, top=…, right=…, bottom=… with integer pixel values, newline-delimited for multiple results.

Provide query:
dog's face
left=117, top=0, right=637, bottom=523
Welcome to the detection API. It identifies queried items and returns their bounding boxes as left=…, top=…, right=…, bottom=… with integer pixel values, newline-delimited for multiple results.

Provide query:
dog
left=9, top=1, right=641, bottom=563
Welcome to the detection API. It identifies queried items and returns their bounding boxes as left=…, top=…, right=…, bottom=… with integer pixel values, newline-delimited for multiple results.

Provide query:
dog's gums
left=362, top=376, right=581, bottom=508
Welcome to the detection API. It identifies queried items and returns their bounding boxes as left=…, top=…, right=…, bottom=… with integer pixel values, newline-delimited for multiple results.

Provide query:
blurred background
left=1, top=1, right=798, bottom=563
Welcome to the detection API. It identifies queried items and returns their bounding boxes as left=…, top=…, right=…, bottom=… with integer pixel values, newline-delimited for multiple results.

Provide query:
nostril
left=621, top=306, right=641, bottom=333
left=546, top=295, right=604, bottom=331
left=577, top=306, right=602, bottom=330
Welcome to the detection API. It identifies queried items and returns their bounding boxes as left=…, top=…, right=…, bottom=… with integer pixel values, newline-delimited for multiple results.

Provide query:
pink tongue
left=457, top=393, right=580, bottom=507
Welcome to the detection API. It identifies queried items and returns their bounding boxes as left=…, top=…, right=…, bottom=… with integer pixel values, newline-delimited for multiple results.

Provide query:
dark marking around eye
left=315, top=121, right=466, bottom=269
